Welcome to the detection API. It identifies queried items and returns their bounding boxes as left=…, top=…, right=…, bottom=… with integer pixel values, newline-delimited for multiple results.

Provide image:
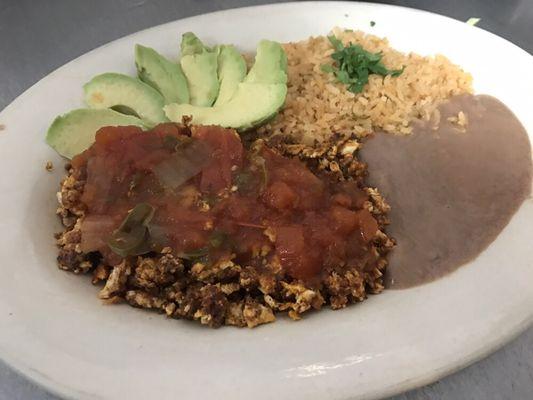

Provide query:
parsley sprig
left=321, top=35, right=404, bottom=93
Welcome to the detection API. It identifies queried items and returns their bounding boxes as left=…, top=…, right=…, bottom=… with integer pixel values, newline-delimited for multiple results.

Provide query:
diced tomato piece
left=355, top=209, right=378, bottom=242
left=340, top=180, right=368, bottom=208
left=330, top=205, right=359, bottom=235
left=275, top=226, right=321, bottom=279
left=332, top=193, right=352, bottom=207
left=193, top=126, right=243, bottom=193
left=263, top=181, right=298, bottom=210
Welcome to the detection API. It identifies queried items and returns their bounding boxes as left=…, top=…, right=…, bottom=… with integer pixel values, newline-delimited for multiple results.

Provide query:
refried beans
left=361, top=94, right=532, bottom=289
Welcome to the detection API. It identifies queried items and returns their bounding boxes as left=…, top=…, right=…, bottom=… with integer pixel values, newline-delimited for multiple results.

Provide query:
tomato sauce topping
left=72, top=124, right=378, bottom=280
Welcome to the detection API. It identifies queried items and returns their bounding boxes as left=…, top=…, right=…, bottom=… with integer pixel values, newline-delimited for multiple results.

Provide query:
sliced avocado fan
left=214, top=45, right=247, bottom=106
left=46, top=109, right=145, bottom=159
left=135, top=44, right=189, bottom=104
left=179, top=33, right=220, bottom=107
left=45, top=34, right=288, bottom=159
left=84, top=73, right=167, bottom=127
left=165, top=40, right=288, bottom=131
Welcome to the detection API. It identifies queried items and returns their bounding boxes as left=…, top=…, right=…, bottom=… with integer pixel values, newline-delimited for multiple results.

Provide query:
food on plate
left=260, top=28, right=472, bottom=143
left=48, top=33, right=289, bottom=159
left=164, top=83, right=287, bottom=132
left=320, top=35, right=404, bottom=94
left=361, top=94, right=532, bottom=288
left=84, top=73, right=168, bottom=127
left=179, top=32, right=220, bottom=106
left=244, top=39, right=288, bottom=84
left=55, top=124, right=392, bottom=327
left=164, top=39, right=288, bottom=131
left=214, top=45, right=247, bottom=106
left=46, top=109, right=145, bottom=159
left=47, top=28, right=531, bottom=328
left=135, top=44, right=190, bottom=104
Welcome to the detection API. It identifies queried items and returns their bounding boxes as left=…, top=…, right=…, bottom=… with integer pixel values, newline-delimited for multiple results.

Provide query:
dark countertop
left=1, top=1, right=532, bottom=399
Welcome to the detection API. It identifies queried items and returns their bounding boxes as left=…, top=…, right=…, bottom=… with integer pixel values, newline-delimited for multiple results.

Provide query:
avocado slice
left=164, top=82, right=287, bottom=131
left=166, top=39, right=288, bottom=131
left=135, top=44, right=189, bottom=104
left=84, top=73, right=167, bottom=127
left=244, top=40, right=288, bottom=84
left=180, top=32, right=210, bottom=56
left=213, top=45, right=247, bottom=106
left=179, top=33, right=219, bottom=107
left=46, top=108, right=145, bottom=159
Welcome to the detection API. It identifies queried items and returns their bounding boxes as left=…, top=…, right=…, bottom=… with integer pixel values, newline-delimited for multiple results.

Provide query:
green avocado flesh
left=165, top=38, right=288, bottom=130
left=245, top=40, right=287, bottom=84
left=180, top=32, right=209, bottom=56
left=214, top=45, right=247, bottom=106
left=164, top=82, right=287, bottom=131
left=135, top=44, right=190, bottom=104
left=84, top=73, right=167, bottom=127
left=179, top=33, right=220, bottom=107
left=45, top=109, right=144, bottom=159
left=46, top=33, right=289, bottom=159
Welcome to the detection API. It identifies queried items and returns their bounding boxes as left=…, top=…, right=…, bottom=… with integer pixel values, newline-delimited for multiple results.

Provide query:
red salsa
left=72, top=124, right=379, bottom=280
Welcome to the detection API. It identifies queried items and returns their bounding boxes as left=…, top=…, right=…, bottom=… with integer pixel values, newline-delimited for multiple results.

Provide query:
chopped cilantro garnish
left=321, top=35, right=404, bottom=94
left=370, top=20, right=376, bottom=27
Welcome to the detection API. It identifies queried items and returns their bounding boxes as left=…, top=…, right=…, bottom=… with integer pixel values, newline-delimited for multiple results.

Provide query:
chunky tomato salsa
left=71, top=124, right=379, bottom=280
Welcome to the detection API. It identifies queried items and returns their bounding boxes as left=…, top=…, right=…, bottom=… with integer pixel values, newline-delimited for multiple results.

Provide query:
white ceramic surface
left=0, top=2, right=532, bottom=400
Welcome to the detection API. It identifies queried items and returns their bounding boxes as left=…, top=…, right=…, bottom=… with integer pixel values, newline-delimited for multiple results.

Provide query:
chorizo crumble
left=55, top=123, right=393, bottom=328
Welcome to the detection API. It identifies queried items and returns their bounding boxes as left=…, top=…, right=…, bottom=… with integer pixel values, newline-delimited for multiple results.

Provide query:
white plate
left=0, top=2, right=532, bottom=400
